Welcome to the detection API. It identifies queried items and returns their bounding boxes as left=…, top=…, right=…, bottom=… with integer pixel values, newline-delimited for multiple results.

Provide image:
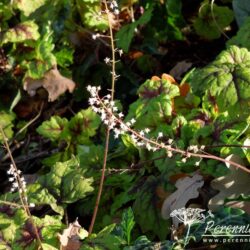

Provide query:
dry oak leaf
left=24, top=67, right=75, bottom=102
left=208, top=154, right=250, bottom=212
left=58, top=219, right=87, bottom=250
left=169, top=60, right=192, bottom=81
left=161, top=173, right=204, bottom=227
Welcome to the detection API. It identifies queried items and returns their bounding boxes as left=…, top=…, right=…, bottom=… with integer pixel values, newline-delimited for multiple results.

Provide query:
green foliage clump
left=193, top=0, right=234, bottom=39
left=0, top=0, right=249, bottom=249
left=191, top=45, right=250, bottom=117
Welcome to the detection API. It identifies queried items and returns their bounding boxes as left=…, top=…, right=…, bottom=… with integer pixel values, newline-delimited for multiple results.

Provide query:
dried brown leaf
left=58, top=219, right=85, bottom=250
left=161, top=173, right=204, bottom=225
left=208, top=154, right=250, bottom=211
left=24, top=68, right=75, bottom=102
left=169, top=61, right=192, bottom=80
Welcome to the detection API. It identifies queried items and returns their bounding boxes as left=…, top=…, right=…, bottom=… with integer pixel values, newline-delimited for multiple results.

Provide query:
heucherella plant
left=1, top=0, right=250, bottom=249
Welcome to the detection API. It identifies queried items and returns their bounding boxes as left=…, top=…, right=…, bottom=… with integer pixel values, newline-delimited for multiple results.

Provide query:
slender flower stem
left=88, top=0, right=117, bottom=234
left=0, top=200, right=23, bottom=208
left=0, top=127, right=43, bottom=249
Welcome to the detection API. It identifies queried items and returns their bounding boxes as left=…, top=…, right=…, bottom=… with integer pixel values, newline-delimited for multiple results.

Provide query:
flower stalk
left=88, top=0, right=120, bottom=234
left=87, top=87, right=250, bottom=174
left=0, top=127, right=43, bottom=249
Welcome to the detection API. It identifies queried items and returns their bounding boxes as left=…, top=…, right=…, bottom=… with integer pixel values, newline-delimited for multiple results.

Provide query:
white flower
left=167, top=151, right=173, bottom=158
left=12, top=182, right=19, bottom=188
left=137, top=142, right=144, bottom=146
left=131, top=134, right=138, bottom=143
left=146, top=143, right=152, bottom=151
left=152, top=147, right=158, bottom=152
left=114, top=9, right=119, bottom=15
left=130, top=118, right=136, bottom=124
left=144, top=128, right=150, bottom=133
left=92, top=33, right=100, bottom=40
left=114, top=128, right=121, bottom=138
left=111, top=0, right=118, bottom=8
left=101, top=113, right=106, bottom=121
left=192, top=145, right=199, bottom=153
left=109, top=122, right=116, bottom=129
left=168, top=139, right=173, bottom=144
left=92, top=107, right=99, bottom=113
left=195, top=161, right=201, bottom=166
left=7, top=169, right=12, bottom=175
left=89, top=97, right=97, bottom=105
left=158, top=132, right=163, bottom=138
left=120, top=123, right=128, bottom=132
left=106, top=94, right=111, bottom=99
left=118, top=49, right=123, bottom=56
left=139, top=131, right=145, bottom=136
left=104, top=57, right=111, bottom=64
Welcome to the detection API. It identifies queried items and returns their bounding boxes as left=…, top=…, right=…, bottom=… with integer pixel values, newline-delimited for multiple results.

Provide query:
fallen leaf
left=24, top=67, right=75, bottom=102
left=161, top=173, right=204, bottom=226
left=58, top=219, right=87, bottom=250
left=169, top=173, right=190, bottom=184
left=169, top=61, right=192, bottom=80
left=208, top=154, right=250, bottom=211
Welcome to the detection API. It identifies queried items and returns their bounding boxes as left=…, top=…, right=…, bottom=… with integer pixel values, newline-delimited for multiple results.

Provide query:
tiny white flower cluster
left=7, top=164, right=35, bottom=208
left=109, top=0, right=119, bottom=15
left=92, top=1, right=120, bottom=41
left=87, top=86, right=207, bottom=165
left=7, top=164, right=26, bottom=193
left=92, top=33, right=101, bottom=40
left=186, top=145, right=205, bottom=166
left=187, top=145, right=205, bottom=153
left=104, top=50, right=123, bottom=65
left=117, top=49, right=123, bottom=57
left=87, top=86, right=174, bottom=153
